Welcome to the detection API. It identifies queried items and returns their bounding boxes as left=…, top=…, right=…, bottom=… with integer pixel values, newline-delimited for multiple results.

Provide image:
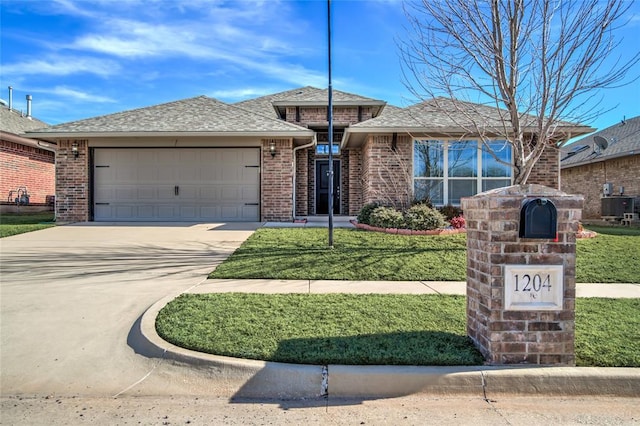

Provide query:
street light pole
left=327, top=0, right=334, bottom=248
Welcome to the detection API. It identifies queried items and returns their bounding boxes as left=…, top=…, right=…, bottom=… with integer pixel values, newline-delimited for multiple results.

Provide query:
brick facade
left=285, top=106, right=374, bottom=125
left=462, top=185, right=582, bottom=365
left=561, top=154, right=640, bottom=219
left=0, top=139, right=55, bottom=205
left=348, top=148, right=363, bottom=215
left=261, top=138, right=294, bottom=221
left=528, top=146, right=560, bottom=189
left=56, top=140, right=89, bottom=222
left=295, top=148, right=309, bottom=217
left=362, top=134, right=412, bottom=209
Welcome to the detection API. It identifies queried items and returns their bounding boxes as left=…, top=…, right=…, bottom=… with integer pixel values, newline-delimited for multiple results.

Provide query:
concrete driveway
left=0, top=222, right=259, bottom=397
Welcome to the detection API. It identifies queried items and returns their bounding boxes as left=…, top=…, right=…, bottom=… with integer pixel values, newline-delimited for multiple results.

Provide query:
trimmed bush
left=449, top=215, right=466, bottom=229
left=357, top=202, right=381, bottom=225
left=369, top=206, right=405, bottom=229
left=438, top=204, right=463, bottom=221
left=404, top=204, right=447, bottom=230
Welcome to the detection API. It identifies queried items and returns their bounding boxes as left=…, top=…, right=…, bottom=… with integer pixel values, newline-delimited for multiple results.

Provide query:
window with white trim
left=413, top=139, right=512, bottom=205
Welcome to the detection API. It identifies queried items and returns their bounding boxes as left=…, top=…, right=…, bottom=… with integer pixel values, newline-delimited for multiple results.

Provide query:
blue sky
left=1, top=0, right=639, bottom=134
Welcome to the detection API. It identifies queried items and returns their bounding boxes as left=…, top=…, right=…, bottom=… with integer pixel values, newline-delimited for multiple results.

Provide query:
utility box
left=519, top=198, right=557, bottom=239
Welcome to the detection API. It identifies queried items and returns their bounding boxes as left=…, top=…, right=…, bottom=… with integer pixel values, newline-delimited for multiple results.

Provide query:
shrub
left=369, top=206, right=405, bottom=229
left=449, top=215, right=466, bottom=229
left=404, top=204, right=447, bottom=230
left=357, top=202, right=381, bottom=225
left=438, top=204, right=463, bottom=221
left=411, top=198, right=433, bottom=209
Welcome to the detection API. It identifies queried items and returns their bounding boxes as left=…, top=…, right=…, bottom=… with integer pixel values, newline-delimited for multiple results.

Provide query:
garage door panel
left=94, top=148, right=260, bottom=221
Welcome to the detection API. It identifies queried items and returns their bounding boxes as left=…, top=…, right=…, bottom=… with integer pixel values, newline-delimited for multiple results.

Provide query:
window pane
left=415, top=179, right=443, bottom=205
left=448, top=140, right=478, bottom=177
left=482, top=179, right=511, bottom=192
left=448, top=179, right=477, bottom=204
left=414, top=141, right=444, bottom=177
left=482, top=141, right=512, bottom=177
left=316, top=144, right=339, bottom=155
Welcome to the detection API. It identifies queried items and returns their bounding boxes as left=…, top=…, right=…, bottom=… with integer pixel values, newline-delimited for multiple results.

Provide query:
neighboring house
left=0, top=99, right=54, bottom=212
left=27, top=87, right=592, bottom=223
left=560, top=115, right=640, bottom=219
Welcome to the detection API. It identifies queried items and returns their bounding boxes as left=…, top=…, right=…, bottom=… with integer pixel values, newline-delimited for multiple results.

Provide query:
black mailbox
left=519, top=198, right=557, bottom=239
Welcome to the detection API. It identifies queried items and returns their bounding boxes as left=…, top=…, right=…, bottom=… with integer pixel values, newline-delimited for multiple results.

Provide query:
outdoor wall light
left=269, top=140, right=276, bottom=157
left=71, top=142, right=79, bottom=158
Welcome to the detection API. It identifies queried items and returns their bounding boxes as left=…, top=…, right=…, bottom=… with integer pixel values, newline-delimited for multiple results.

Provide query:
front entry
left=315, top=160, right=340, bottom=214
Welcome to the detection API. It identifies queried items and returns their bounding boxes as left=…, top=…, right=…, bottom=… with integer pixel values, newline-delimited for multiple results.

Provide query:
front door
left=316, top=160, right=340, bottom=214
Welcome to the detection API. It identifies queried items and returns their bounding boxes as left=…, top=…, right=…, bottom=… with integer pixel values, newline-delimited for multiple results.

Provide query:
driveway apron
left=0, top=223, right=258, bottom=397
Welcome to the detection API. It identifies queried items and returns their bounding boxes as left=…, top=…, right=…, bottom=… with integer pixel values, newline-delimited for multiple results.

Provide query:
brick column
left=261, top=138, right=293, bottom=221
left=461, top=184, right=583, bottom=365
left=295, top=148, right=308, bottom=217
left=56, top=139, right=89, bottom=223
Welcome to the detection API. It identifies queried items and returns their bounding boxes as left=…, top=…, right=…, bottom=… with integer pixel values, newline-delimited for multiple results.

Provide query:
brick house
left=1, top=101, right=54, bottom=212
left=560, top=115, right=640, bottom=219
left=27, top=87, right=592, bottom=223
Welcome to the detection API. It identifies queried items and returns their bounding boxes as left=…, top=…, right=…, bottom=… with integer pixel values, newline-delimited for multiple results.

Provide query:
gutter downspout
left=292, top=134, right=317, bottom=221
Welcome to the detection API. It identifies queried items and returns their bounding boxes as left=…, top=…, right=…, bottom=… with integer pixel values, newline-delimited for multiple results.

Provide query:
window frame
left=413, top=139, right=513, bottom=206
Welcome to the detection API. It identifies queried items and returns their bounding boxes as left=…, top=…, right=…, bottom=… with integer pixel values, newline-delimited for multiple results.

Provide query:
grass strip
left=157, top=293, right=484, bottom=366
left=210, top=227, right=639, bottom=283
left=0, top=212, right=55, bottom=238
left=156, top=294, right=639, bottom=367
left=209, top=228, right=468, bottom=281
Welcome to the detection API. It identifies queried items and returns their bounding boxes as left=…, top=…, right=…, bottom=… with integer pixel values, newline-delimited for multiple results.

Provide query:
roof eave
left=561, top=150, right=640, bottom=169
left=272, top=100, right=386, bottom=107
left=25, top=130, right=315, bottom=141
left=0, top=130, right=57, bottom=151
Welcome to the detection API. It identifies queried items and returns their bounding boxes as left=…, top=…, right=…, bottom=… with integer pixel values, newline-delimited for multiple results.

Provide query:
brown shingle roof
left=0, top=106, right=48, bottom=135
left=561, top=115, right=640, bottom=168
left=27, top=96, right=312, bottom=136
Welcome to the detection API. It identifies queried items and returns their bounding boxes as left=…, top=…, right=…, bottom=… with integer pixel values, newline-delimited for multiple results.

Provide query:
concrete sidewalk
left=189, top=279, right=640, bottom=298
left=137, top=278, right=640, bottom=400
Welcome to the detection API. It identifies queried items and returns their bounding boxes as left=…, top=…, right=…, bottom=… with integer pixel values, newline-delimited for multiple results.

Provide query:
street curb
left=138, top=294, right=640, bottom=399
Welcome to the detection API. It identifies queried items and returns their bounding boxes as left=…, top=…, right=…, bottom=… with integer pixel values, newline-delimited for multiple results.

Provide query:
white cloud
left=1, top=56, right=120, bottom=77
left=44, top=86, right=116, bottom=103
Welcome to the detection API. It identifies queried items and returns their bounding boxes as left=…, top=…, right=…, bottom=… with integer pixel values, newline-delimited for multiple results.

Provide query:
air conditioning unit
left=601, top=196, right=634, bottom=218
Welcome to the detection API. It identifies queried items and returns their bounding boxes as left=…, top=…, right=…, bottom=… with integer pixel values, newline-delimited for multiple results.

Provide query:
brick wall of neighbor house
left=295, top=148, right=308, bottom=217
left=362, top=134, right=412, bottom=208
left=56, top=140, right=89, bottom=222
left=262, top=138, right=293, bottom=221
left=348, top=148, right=363, bottom=215
left=0, top=139, right=55, bottom=205
left=528, top=145, right=560, bottom=189
left=561, top=154, right=640, bottom=219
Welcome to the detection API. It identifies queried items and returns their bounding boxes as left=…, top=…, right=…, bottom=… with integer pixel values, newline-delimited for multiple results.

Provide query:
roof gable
left=234, top=86, right=386, bottom=119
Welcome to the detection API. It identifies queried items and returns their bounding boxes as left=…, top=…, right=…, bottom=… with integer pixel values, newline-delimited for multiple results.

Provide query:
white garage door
left=93, top=148, right=260, bottom=221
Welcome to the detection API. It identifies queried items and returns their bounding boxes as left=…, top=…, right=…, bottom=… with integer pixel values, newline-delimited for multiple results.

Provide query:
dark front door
left=316, top=160, right=340, bottom=214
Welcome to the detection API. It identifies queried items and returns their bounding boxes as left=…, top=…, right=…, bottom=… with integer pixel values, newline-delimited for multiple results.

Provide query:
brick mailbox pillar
left=461, top=184, right=583, bottom=365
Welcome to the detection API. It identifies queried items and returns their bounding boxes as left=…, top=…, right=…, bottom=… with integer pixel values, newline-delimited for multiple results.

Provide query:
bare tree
left=400, top=0, right=640, bottom=184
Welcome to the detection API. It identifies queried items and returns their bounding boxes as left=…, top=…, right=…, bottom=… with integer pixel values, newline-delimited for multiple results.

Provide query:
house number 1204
left=504, top=265, right=563, bottom=311
left=514, top=273, right=552, bottom=292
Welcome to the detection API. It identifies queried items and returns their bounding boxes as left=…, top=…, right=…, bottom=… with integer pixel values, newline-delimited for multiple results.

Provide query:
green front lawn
left=156, top=294, right=640, bottom=367
left=210, top=228, right=467, bottom=281
left=0, top=212, right=55, bottom=238
left=209, top=227, right=640, bottom=283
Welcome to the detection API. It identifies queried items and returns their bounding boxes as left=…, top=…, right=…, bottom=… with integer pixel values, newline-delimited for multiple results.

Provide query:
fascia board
left=25, top=130, right=315, bottom=141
